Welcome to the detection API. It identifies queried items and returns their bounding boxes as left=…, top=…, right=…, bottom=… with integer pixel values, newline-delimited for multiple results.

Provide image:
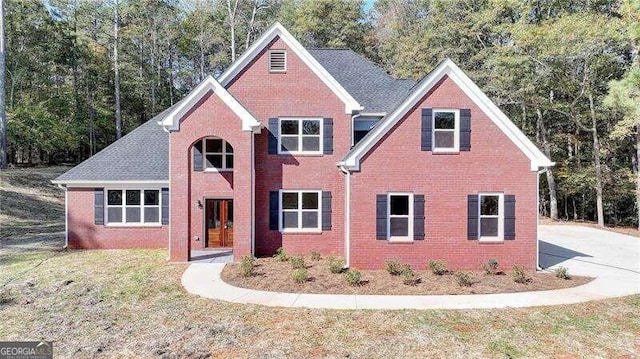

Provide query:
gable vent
left=269, top=50, right=287, bottom=73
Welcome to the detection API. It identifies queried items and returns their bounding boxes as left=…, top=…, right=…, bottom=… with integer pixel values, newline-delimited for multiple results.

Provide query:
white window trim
left=268, top=49, right=287, bottom=73
left=105, top=188, right=162, bottom=227
left=432, top=109, right=460, bottom=153
left=202, top=137, right=234, bottom=172
left=478, top=192, right=504, bottom=242
left=277, top=117, right=323, bottom=155
left=387, top=192, right=414, bottom=242
left=278, top=189, right=322, bottom=233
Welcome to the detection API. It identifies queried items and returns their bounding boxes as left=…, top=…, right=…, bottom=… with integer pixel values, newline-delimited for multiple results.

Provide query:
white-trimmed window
left=433, top=109, right=459, bottom=152
left=388, top=193, right=413, bottom=241
left=278, top=118, right=322, bottom=154
left=279, top=190, right=321, bottom=232
left=106, top=189, right=160, bottom=225
left=204, top=137, right=233, bottom=171
left=269, top=49, right=287, bottom=73
left=479, top=193, right=504, bottom=241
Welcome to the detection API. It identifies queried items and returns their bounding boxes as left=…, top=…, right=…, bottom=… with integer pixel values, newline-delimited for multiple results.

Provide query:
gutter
left=57, top=184, right=69, bottom=249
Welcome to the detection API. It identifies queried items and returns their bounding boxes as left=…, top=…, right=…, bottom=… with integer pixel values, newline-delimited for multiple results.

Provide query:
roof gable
left=218, top=22, right=362, bottom=114
left=159, top=75, right=260, bottom=132
left=340, top=58, right=554, bottom=171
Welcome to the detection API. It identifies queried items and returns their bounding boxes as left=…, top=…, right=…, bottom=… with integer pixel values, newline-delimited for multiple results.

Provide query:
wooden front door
left=205, top=199, right=233, bottom=248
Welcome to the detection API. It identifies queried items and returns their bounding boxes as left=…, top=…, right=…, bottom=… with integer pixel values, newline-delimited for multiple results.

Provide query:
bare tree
left=225, top=0, right=239, bottom=62
left=113, top=0, right=122, bottom=139
left=0, top=0, right=6, bottom=170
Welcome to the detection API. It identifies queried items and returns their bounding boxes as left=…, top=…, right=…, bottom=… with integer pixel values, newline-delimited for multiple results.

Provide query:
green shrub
left=290, top=256, right=306, bottom=269
left=555, top=266, right=571, bottom=280
left=239, top=256, right=255, bottom=278
left=292, top=268, right=308, bottom=284
left=482, top=259, right=499, bottom=275
left=428, top=260, right=447, bottom=275
left=310, top=251, right=322, bottom=261
left=455, top=271, right=473, bottom=287
left=384, top=258, right=404, bottom=276
left=512, top=265, right=529, bottom=284
left=401, top=265, right=420, bottom=286
left=344, top=270, right=362, bottom=286
left=327, top=256, right=345, bottom=274
left=274, top=247, right=288, bottom=262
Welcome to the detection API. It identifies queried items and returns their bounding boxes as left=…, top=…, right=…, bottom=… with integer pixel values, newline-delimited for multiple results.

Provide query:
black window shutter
left=413, top=194, right=425, bottom=240
left=376, top=194, right=387, bottom=239
left=421, top=108, right=433, bottom=151
left=460, top=108, right=471, bottom=151
left=268, top=118, right=279, bottom=154
left=323, top=118, right=333, bottom=155
left=193, top=140, right=203, bottom=171
left=161, top=188, right=169, bottom=225
left=504, top=195, right=516, bottom=240
left=322, top=191, right=332, bottom=230
left=467, top=194, right=479, bottom=240
left=94, top=188, right=104, bottom=225
left=269, top=191, right=279, bottom=230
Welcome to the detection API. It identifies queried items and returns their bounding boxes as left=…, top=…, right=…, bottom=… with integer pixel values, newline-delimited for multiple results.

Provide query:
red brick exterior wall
left=349, top=76, right=538, bottom=270
left=67, top=187, right=168, bottom=249
left=227, top=37, right=348, bottom=257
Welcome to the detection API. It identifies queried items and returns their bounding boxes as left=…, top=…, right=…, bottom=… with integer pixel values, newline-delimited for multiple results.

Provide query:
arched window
left=200, top=137, right=233, bottom=171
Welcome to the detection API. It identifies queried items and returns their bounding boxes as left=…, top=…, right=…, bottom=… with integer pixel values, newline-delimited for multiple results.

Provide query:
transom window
left=280, top=190, right=321, bottom=232
left=388, top=193, right=413, bottom=241
left=279, top=118, right=322, bottom=154
left=204, top=137, right=233, bottom=170
left=106, top=189, right=160, bottom=225
left=479, top=193, right=503, bottom=240
left=433, top=109, right=459, bottom=152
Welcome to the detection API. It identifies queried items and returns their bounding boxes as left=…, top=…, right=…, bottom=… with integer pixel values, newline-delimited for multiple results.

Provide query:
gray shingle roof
left=308, top=48, right=416, bottom=113
left=54, top=106, right=172, bottom=182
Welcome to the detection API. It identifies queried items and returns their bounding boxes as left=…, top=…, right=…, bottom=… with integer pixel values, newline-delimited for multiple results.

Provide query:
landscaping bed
left=221, top=254, right=593, bottom=295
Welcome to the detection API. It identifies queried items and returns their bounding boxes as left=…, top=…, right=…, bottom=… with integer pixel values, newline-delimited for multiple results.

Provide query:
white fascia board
left=218, top=22, right=362, bottom=114
left=51, top=180, right=170, bottom=187
left=342, top=58, right=554, bottom=172
left=159, top=75, right=261, bottom=133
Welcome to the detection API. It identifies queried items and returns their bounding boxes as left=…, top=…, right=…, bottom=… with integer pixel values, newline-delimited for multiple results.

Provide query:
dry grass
left=541, top=217, right=639, bottom=238
left=1, top=167, right=639, bottom=358
left=221, top=257, right=592, bottom=295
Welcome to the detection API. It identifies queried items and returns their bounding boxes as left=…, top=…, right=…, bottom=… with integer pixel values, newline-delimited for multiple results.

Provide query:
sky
left=363, top=0, right=376, bottom=12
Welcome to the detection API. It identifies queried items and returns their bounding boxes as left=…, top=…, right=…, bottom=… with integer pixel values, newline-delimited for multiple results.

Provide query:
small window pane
left=226, top=154, right=234, bottom=169
left=280, top=136, right=298, bottom=152
left=107, top=190, right=122, bottom=205
left=480, top=217, right=499, bottom=236
left=434, top=112, right=456, bottom=129
left=126, top=207, right=141, bottom=222
left=302, top=120, right=320, bottom=135
left=282, top=212, right=298, bottom=228
left=225, top=141, right=233, bottom=153
left=434, top=131, right=455, bottom=149
left=144, top=207, right=159, bottom=223
left=302, top=137, right=320, bottom=151
left=107, top=208, right=122, bottom=223
left=144, top=190, right=159, bottom=206
left=206, top=154, right=223, bottom=168
left=302, top=211, right=318, bottom=228
left=390, top=195, right=409, bottom=215
left=481, top=196, right=500, bottom=216
left=302, top=192, right=318, bottom=209
left=206, top=138, right=223, bottom=153
left=282, top=192, right=298, bottom=209
left=354, top=130, right=368, bottom=144
left=390, top=217, right=409, bottom=236
left=281, top=120, right=299, bottom=135
left=126, top=190, right=140, bottom=205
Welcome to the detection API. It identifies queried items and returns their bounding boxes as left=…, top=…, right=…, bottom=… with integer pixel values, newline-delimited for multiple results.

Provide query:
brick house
left=53, top=23, right=553, bottom=269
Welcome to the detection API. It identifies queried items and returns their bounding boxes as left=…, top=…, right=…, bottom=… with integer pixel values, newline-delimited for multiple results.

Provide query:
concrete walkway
left=181, top=225, right=640, bottom=310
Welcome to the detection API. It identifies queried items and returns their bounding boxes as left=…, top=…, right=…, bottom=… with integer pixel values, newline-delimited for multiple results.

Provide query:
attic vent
left=269, top=50, right=287, bottom=73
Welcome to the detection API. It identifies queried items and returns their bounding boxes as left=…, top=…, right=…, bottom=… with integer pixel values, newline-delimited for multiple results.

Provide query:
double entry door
left=205, top=199, right=233, bottom=248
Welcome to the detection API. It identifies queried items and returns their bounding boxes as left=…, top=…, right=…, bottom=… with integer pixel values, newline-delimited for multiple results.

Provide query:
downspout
left=536, top=168, right=545, bottom=271
left=251, top=132, right=256, bottom=257
left=57, top=184, right=68, bottom=248
left=339, top=165, right=351, bottom=268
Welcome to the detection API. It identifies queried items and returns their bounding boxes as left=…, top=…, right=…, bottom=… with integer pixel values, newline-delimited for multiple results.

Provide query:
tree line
left=1, top=0, right=638, bottom=229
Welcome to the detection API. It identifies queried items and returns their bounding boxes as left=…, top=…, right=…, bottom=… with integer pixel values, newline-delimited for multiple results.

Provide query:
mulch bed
left=221, top=256, right=593, bottom=295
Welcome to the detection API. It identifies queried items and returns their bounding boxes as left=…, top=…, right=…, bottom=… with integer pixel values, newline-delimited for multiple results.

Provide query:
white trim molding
left=51, top=180, right=169, bottom=187
left=218, top=22, right=362, bottom=114
left=339, top=58, right=554, bottom=171
left=158, top=75, right=261, bottom=133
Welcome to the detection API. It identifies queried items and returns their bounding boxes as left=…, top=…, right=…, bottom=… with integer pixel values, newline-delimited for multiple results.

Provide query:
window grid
left=106, top=189, right=161, bottom=225
left=432, top=109, right=460, bottom=152
left=387, top=193, right=414, bottom=241
left=279, top=190, right=322, bottom=232
left=203, top=138, right=233, bottom=171
left=478, top=193, right=503, bottom=241
left=278, top=118, right=322, bottom=155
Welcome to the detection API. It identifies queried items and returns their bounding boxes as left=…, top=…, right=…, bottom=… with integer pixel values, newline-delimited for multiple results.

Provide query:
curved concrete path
left=182, top=225, right=640, bottom=309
